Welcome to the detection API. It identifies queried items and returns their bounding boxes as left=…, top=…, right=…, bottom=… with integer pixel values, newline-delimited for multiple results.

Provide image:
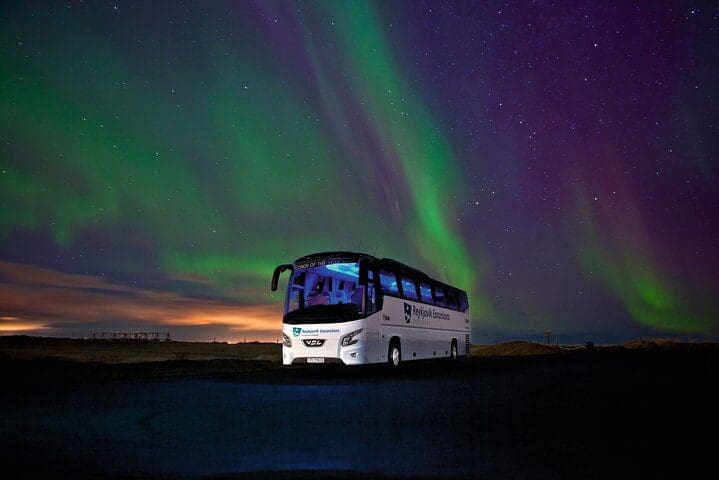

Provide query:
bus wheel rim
left=392, top=348, right=399, bottom=365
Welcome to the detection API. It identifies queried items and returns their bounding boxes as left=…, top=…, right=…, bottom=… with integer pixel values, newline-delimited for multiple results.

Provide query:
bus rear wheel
left=450, top=339, right=458, bottom=361
left=388, top=339, right=401, bottom=367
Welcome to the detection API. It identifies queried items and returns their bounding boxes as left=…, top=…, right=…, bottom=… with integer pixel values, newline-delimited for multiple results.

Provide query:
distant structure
left=90, top=332, right=171, bottom=342
left=543, top=331, right=552, bottom=346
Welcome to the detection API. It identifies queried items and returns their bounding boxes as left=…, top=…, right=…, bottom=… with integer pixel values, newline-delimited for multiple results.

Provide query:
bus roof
left=292, top=251, right=467, bottom=296
left=293, top=251, right=368, bottom=263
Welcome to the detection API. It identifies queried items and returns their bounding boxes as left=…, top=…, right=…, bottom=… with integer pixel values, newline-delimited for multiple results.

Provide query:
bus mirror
left=271, top=264, right=293, bottom=291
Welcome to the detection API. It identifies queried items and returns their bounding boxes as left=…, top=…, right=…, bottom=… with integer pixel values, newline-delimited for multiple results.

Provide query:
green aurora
left=0, top=2, right=489, bottom=321
left=0, top=1, right=717, bottom=341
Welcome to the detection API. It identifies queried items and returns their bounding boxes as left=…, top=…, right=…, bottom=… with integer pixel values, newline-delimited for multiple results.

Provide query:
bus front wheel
left=388, top=339, right=401, bottom=367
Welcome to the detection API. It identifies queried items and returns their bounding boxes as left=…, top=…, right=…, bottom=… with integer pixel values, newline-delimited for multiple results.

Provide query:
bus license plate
left=307, top=357, right=325, bottom=364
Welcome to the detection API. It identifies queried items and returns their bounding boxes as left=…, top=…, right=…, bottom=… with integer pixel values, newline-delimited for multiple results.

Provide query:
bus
left=271, top=251, right=470, bottom=366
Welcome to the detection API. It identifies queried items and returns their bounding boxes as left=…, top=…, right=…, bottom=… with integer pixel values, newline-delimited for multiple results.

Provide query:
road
left=1, top=351, right=716, bottom=479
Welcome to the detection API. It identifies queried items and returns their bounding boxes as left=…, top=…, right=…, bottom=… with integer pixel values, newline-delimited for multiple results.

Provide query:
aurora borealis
left=0, top=1, right=717, bottom=342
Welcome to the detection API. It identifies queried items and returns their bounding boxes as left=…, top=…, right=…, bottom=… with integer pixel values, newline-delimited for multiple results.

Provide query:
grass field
left=2, top=335, right=717, bottom=385
left=4, top=335, right=718, bottom=364
left=2, top=336, right=560, bottom=364
left=0, top=336, right=281, bottom=363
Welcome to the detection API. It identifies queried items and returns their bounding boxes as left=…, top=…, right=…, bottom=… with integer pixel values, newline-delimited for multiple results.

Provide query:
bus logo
left=404, top=302, right=412, bottom=323
left=303, top=339, right=325, bottom=347
left=292, top=327, right=302, bottom=337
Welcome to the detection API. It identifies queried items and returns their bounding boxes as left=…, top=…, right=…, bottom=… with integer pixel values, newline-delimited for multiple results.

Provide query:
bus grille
left=464, top=334, right=470, bottom=354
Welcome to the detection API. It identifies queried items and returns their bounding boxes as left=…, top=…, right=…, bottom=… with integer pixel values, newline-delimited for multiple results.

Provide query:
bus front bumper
left=283, top=346, right=365, bottom=366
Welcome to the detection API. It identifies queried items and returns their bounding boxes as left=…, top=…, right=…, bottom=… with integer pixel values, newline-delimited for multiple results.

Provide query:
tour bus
left=271, top=251, right=470, bottom=366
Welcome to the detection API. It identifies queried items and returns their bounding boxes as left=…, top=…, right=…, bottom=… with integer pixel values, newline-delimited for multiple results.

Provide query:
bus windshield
left=286, top=261, right=365, bottom=314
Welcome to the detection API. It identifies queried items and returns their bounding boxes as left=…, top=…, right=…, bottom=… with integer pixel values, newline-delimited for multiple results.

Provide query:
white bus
left=271, top=251, right=470, bottom=366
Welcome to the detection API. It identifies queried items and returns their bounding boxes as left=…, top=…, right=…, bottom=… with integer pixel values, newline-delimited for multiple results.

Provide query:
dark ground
left=1, top=348, right=717, bottom=479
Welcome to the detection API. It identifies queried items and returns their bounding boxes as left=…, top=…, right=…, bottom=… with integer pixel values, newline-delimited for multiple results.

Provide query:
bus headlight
left=282, top=332, right=292, bottom=347
left=340, top=328, right=363, bottom=347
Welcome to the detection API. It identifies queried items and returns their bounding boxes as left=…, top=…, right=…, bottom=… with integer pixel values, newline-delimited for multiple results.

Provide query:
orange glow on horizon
left=0, top=316, right=51, bottom=332
left=168, top=305, right=279, bottom=330
left=0, top=260, right=284, bottom=341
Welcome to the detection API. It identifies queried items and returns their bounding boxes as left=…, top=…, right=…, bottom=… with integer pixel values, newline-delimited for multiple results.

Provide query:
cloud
left=0, top=261, right=282, bottom=341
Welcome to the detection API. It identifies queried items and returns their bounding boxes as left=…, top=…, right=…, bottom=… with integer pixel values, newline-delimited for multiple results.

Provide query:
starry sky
left=1, top=0, right=717, bottom=343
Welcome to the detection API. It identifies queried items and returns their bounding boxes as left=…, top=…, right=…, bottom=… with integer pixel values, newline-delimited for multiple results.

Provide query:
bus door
left=360, top=261, right=381, bottom=362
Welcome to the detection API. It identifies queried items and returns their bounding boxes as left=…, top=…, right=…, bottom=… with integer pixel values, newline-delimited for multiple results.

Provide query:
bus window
left=286, top=261, right=367, bottom=314
left=288, top=271, right=305, bottom=311
left=420, top=282, right=433, bottom=304
left=379, top=270, right=399, bottom=296
left=349, top=283, right=364, bottom=309
left=401, top=276, right=419, bottom=301
left=446, top=289, right=459, bottom=310
left=365, top=269, right=378, bottom=314
left=434, top=286, right=447, bottom=307
left=366, top=281, right=377, bottom=314
left=458, top=291, right=469, bottom=312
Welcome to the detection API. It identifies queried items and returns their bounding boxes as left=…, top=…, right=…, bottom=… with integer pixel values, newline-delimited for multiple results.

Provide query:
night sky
left=1, top=1, right=717, bottom=343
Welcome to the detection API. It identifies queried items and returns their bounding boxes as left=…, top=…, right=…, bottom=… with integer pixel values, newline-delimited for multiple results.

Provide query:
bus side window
left=365, top=269, right=378, bottom=314
left=366, top=282, right=377, bottom=314
left=401, top=276, right=419, bottom=301
left=434, top=286, right=447, bottom=308
left=379, top=270, right=399, bottom=296
left=446, top=289, right=459, bottom=310
left=458, top=291, right=469, bottom=312
left=420, top=282, right=433, bottom=304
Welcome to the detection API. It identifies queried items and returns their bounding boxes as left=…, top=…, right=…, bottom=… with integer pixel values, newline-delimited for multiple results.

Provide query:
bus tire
left=388, top=338, right=401, bottom=367
left=450, top=339, right=459, bottom=361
